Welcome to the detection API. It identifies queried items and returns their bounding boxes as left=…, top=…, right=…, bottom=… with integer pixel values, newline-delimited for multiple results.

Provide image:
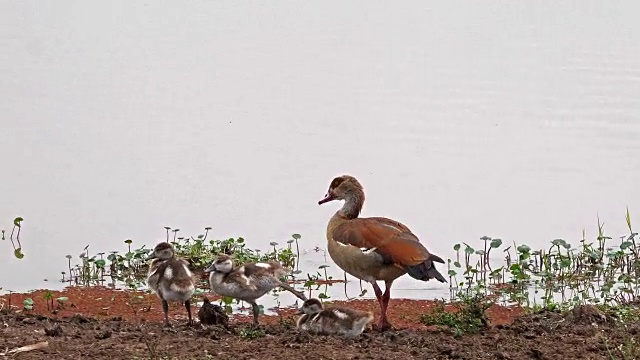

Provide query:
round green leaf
left=14, top=217, right=24, bottom=227
left=551, top=239, right=568, bottom=249
left=620, top=241, right=634, bottom=250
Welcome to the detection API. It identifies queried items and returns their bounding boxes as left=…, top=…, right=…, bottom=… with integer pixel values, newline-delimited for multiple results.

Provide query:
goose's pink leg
left=379, top=281, right=393, bottom=330
left=371, top=282, right=393, bottom=331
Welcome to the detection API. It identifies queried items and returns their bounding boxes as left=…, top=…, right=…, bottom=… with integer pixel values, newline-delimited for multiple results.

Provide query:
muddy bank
left=1, top=287, right=639, bottom=359
left=1, top=311, right=638, bottom=359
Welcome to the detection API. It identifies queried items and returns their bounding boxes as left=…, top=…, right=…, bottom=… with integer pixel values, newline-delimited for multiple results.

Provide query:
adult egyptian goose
left=296, top=298, right=374, bottom=338
left=204, top=254, right=307, bottom=326
left=318, top=175, right=446, bottom=330
left=145, top=242, right=196, bottom=327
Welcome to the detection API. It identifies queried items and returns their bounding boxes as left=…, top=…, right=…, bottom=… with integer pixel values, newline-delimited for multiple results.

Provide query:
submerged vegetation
left=448, top=207, right=639, bottom=308
left=1, top=217, right=26, bottom=312
left=51, top=207, right=640, bottom=339
left=60, top=226, right=346, bottom=314
left=422, top=207, right=640, bottom=337
left=3, top=207, right=640, bottom=353
left=1, top=216, right=26, bottom=260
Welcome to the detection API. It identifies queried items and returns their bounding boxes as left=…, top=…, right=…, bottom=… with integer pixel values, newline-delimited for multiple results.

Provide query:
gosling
left=296, top=298, right=374, bottom=338
left=145, top=242, right=196, bottom=327
left=198, top=297, right=229, bottom=328
left=204, top=254, right=306, bottom=326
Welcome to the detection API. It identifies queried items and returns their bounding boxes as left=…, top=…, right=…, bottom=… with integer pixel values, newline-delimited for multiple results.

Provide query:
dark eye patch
left=330, top=177, right=345, bottom=188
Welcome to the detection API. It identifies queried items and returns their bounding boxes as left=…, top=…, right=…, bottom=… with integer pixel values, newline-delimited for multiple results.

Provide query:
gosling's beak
left=145, top=253, right=156, bottom=261
left=204, top=263, right=216, bottom=272
left=296, top=309, right=304, bottom=315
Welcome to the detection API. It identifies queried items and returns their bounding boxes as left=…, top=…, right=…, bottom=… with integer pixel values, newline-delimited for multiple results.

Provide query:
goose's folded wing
left=332, top=218, right=442, bottom=267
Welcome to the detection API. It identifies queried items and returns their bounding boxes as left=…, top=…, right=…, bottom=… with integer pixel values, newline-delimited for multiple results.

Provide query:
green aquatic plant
left=22, top=298, right=34, bottom=312
left=445, top=209, right=639, bottom=313
left=427, top=209, right=640, bottom=337
left=2, top=217, right=26, bottom=259
left=0, top=218, right=27, bottom=308
left=60, top=226, right=343, bottom=315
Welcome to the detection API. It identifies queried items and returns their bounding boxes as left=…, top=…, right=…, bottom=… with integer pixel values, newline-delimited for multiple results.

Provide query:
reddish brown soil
left=0, top=287, right=522, bottom=328
left=1, top=287, right=639, bottom=359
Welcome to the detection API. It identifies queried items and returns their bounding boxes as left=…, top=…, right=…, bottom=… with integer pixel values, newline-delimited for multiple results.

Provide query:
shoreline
left=2, top=286, right=639, bottom=359
left=0, top=286, right=524, bottom=329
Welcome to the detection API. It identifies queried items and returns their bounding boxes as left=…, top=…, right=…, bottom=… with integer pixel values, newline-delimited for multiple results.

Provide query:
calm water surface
left=2, top=1, right=639, bottom=307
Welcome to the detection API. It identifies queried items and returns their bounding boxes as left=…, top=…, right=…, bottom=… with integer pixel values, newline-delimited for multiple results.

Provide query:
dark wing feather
left=242, top=263, right=269, bottom=277
left=242, top=264, right=259, bottom=277
left=243, top=261, right=284, bottom=277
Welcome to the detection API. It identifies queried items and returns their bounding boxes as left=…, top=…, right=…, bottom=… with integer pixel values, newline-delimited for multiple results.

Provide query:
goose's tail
left=406, top=254, right=447, bottom=283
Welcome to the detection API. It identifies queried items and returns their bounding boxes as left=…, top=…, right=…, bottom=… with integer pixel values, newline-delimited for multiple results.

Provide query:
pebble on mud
left=95, top=329, right=112, bottom=339
left=69, top=314, right=93, bottom=324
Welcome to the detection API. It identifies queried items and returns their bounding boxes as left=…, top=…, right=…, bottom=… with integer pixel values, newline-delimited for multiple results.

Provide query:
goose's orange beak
left=318, top=191, right=334, bottom=205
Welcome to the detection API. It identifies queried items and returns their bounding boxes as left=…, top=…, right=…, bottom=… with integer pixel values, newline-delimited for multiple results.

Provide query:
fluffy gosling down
left=204, top=254, right=307, bottom=326
left=198, top=297, right=229, bottom=328
left=296, top=298, right=374, bottom=338
left=145, top=242, right=196, bottom=327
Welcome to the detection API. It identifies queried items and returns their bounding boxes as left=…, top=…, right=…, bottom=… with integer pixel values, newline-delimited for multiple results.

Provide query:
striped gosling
left=204, top=254, right=306, bottom=326
left=145, top=242, right=196, bottom=327
left=296, top=298, right=374, bottom=338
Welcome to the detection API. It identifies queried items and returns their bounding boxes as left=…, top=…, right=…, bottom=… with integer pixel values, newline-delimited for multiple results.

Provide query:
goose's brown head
left=318, top=175, right=363, bottom=205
